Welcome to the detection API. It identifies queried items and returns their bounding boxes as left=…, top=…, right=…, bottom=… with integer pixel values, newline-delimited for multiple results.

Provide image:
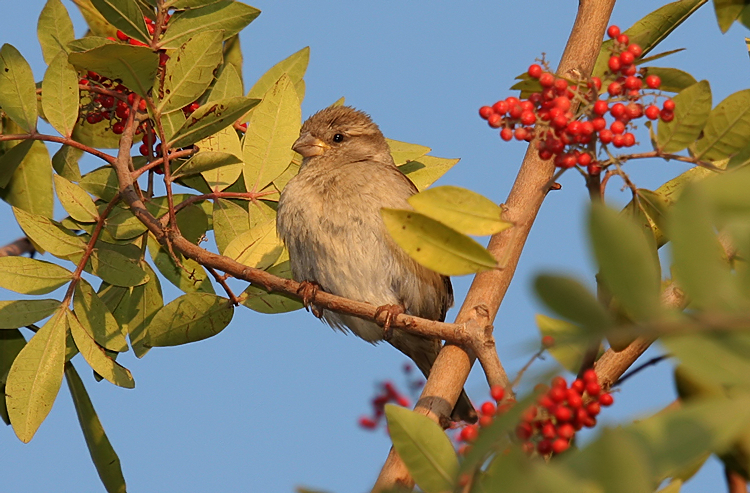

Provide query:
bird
left=276, top=105, right=476, bottom=423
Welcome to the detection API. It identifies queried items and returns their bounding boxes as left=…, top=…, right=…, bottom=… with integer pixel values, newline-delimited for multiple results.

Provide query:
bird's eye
left=333, top=133, right=345, bottom=143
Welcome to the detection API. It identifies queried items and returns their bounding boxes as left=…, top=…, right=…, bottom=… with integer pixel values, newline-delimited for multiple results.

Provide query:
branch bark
left=373, top=0, right=616, bottom=490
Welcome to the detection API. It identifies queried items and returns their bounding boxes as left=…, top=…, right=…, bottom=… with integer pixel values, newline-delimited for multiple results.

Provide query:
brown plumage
left=276, top=106, right=476, bottom=422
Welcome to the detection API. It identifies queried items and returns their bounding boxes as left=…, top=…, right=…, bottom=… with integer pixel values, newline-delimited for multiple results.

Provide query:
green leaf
left=535, top=314, right=590, bottom=373
left=80, top=166, right=119, bottom=201
left=0, top=139, right=34, bottom=188
left=51, top=145, right=82, bottom=182
left=657, top=80, right=712, bottom=153
left=127, top=262, right=163, bottom=358
left=168, top=96, right=260, bottom=148
left=207, top=63, right=243, bottom=102
left=169, top=0, right=224, bottom=8
left=158, top=0, right=260, bottom=49
left=669, top=186, right=740, bottom=310
left=104, top=204, right=146, bottom=240
left=714, top=0, right=745, bottom=32
left=37, top=0, right=76, bottom=64
left=381, top=208, right=497, bottom=276
left=0, top=300, right=60, bottom=329
left=224, top=219, right=283, bottom=270
left=147, top=292, right=233, bottom=347
left=68, top=44, right=158, bottom=97
left=593, top=0, right=706, bottom=78
left=86, top=248, right=149, bottom=287
left=696, top=89, right=750, bottom=161
left=589, top=203, right=662, bottom=321
left=0, top=44, right=38, bottom=133
left=74, top=280, right=127, bottom=352
left=534, top=274, right=612, bottom=334
left=90, top=0, right=150, bottom=43
left=642, top=67, right=698, bottom=93
left=0, top=141, right=54, bottom=218
left=157, top=30, right=224, bottom=113
left=246, top=46, right=309, bottom=102
left=241, top=260, right=303, bottom=314
left=385, top=404, right=458, bottom=493
left=196, top=127, right=244, bottom=190
left=67, top=36, right=115, bottom=53
left=665, top=333, right=750, bottom=390
left=212, top=198, right=249, bottom=254
left=41, top=52, right=80, bottom=138
left=64, top=363, right=127, bottom=493
left=398, top=156, right=460, bottom=191
left=387, top=139, right=430, bottom=165
left=407, top=185, right=511, bottom=236
left=71, top=109, right=122, bottom=150
left=70, top=0, right=118, bottom=38
left=14, top=207, right=87, bottom=259
left=243, top=74, right=301, bottom=192
left=172, top=151, right=242, bottom=179
left=54, top=174, right=99, bottom=223
left=0, top=329, right=27, bottom=425
left=175, top=203, right=208, bottom=244
left=147, top=236, right=214, bottom=293
left=222, top=34, right=243, bottom=92
left=68, top=310, right=134, bottom=388
left=0, top=257, right=72, bottom=295
left=6, top=308, right=66, bottom=442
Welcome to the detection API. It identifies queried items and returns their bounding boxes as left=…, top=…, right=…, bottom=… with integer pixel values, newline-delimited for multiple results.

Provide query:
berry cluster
left=108, top=15, right=170, bottom=47
left=457, top=369, right=613, bottom=457
left=358, top=364, right=425, bottom=430
left=478, top=25, right=675, bottom=175
left=79, top=71, right=145, bottom=135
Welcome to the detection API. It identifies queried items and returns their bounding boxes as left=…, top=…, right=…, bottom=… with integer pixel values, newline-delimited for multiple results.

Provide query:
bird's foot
left=297, top=281, right=322, bottom=318
left=374, top=304, right=405, bottom=341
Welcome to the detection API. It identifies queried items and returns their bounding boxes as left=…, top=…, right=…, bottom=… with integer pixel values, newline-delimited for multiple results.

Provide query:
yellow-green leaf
left=6, top=307, right=66, bottom=442
left=42, top=51, right=80, bottom=138
left=381, top=208, right=497, bottom=276
left=0, top=139, right=34, bottom=188
left=243, top=74, right=301, bottom=192
left=408, top=185, right=510, bottom=236
left=147, top=292, right=233, bottom=347
left=0, top=257, right=72, bottom=295
left=657, top=80, right=712, bottom=154
left=387, top=139, right=431, bottom=165
left=0, top=299, right=61, bottom=329
left=241, top=260, right=303, bottom=314
left=212, top=198, right=249, bottom=254
left=196, top=126, right=244, bottom=191
left=68, top=310, right=134, bottom=388
left=246, top=46, right=309, bottom=102
left=168, top=96, right=259, bottom=149
left=13, top=206, right=87, bottom=259
left=74, top=280, right=127, bottom=352
left=158, top=0, right=260, bottom=49
left=127, top=262, right=163, bottom=358
left=54, top=174, right=99, bottom=222
left=86, top=248, right=149, bottom=287
left=399, top=156, right=460, bottom=191
left=0, top=44, right=38, bottom=133
left=37, top=0, right=76, bottom=64
left=224, top=219, right=283, bottom=270
left=695, top=88, right=750, bottom=161
left=0, top=139, right=54, bottom=219
left=172, top=151, right=242, bottom=180
left=68, top=44, right=158, bottom=98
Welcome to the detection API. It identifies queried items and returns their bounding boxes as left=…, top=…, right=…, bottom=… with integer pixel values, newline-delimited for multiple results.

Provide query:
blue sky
left=2, top=1, right=750, bottom=492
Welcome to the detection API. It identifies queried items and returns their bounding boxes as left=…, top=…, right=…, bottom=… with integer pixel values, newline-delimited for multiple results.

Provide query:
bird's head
left=292, top=106, right=393, bottom=169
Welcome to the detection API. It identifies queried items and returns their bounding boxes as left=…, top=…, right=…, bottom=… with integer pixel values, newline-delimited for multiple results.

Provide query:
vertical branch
left=373, top=0, right=617, bottom=490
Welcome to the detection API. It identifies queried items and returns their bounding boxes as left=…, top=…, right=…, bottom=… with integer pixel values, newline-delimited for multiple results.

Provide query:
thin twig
left=0, top=133, right=115, bottom=164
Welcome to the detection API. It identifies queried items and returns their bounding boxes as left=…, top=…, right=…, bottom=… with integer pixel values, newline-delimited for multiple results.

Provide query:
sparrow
left=276, top=105, right=476, bottom=422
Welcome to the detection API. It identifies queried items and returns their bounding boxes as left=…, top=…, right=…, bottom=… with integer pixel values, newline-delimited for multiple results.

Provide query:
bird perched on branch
left=276, top=105, right=476, bottom=423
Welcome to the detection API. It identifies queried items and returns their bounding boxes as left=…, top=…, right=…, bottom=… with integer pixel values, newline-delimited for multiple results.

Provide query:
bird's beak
left=292, top=132, right=329, bottom=157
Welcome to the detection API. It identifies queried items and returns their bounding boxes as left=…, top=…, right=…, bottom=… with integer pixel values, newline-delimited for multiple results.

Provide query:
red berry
left=552, top=438, right=570, bottom=454
left=645, top=105, right=660, bottom=120
left=538, top=394, right=555, bottom=410
left=516, top=422, right=533, bottom=440
left=551, top=376, right=567, bottom=389
left=490, top=385, right=505, bottom=402
left=127, top=92, right=136, bottom=106
left=577, top=152, right=592, bottom=167
left=616, top=34, right=630, bottom=45
left=663, top=99, right=676, bottom=111
left=87, top=71, right=100, bottom=81
left=460, top=425, right=479, bottom=442
left=622, top=65, right=637, bottom=77
left=154, top=143, right=162, bottom=155
left=645, top=75, right=661, bottom=89
left=610, top=120, right=625, bottom=134
left=553, top=96, right=571, bottom=112
left=607, top=56, right=621, bottom=73
left=548, top=387, right=566, bottom=403
left=585, top=381, right=602, bottom=397
left=514, top=127, right=530, bottom=141
left=538, top=149, right=553, bottom=160
left=580, top=121, right=595, bottom=135
left=586, top=401, right=601, bottom=417
left=500, top=127, right=513, bottom=141
left=508, top=104, right=523, bottom=119
left=115, top=105, right=130, bottom=120
left=505, top=96, right=520, bottom=108
left=86, top=113, right=103, bottom=124
left=487, top=113, right=503, bottom=128
left=582, top=369, right=598, bottom=383
left=583, top=416, right=597, bottom=428
left=139, top=143, right=150, bottom=156
left=607, top=81, right=623, bottom=96
left=557, top=423, right=575, bottom=439
left=528, top=64, right=543, bottom=79
left=598, top=129, right=613, bottom=144
left=554, top=406, right=573, bottom=422
left=492, top=100, right=509, bottom=115
left=660, top=109, right=675, bottom=122
left=539, top=72, right=555, bottom=88
left=626, top=103, right=643, bottom=119
left=480, top=401, right=496, bottom=416
left=100, top=96, right=115, bottom=108
left=566, top=121, right=581, bottom=135
left=147, top=23, right=155, bottom=35
left=619, top=51, right=635, bottom=66
left=159, top=51, right=170, bottom=67
left=478, top=415, right=494, bottom=428
left=542, top=422, right=557, bottom=439
left=112, top=121, right=125, bottom=134
left=138, top=99, right=147, bottom=112
left=116, top=30, right=129, bottom=41
left=554, top=78, right=568, bottom=92
left=590, top=77, right=602, bottom=91
left=479, top=106, right=493, bottom=119
left=623, top=132, right=636, bottom=147
left=593, top=100, right=608, bottom=116
left=609, top=103, right=626, bottom=119
left=599, top=393, right=614, bottom=407
left=566, top=391, right=583, bottom=409
left=628, top=43, right=643, bottom=57
left=607, top=25, right=621, bottom=39
left=520, top=111, right=536, bottom=125
left=612, top=134, right=626, bottom=148
left=522, top=405, right=538, bottom=422
left=541, top=335, right=555, bottom=347
left=537, top=440, right=552, bottom=455
left=238, top=122, right=248, bottom=132
left=552, top=115, right=568, bottom=130
left=128, top=38, right=148, bottom=47
left=624, top=76, right=642, bottom=90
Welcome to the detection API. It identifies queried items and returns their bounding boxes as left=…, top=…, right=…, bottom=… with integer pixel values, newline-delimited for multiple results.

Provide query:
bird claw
left=297, top=281, right=322, bottom=318
left=374, top=304, right=405, bottom=341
